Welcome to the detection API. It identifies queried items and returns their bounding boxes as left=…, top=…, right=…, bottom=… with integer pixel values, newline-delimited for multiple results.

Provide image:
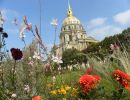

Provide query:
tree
left=62, top=48, right=87, bottom=67
left=82, top=27, right=130, bottom=59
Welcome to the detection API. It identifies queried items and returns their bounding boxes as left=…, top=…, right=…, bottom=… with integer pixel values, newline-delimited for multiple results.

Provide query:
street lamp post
left=38, top=0, right=42, bottom=53
left=51, top=19, right=58, bottom=46
left=51, top=19, right=58, bottom=55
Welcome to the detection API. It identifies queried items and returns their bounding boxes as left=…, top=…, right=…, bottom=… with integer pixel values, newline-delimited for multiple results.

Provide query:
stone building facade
left=56, top=4, right=98, bottom=56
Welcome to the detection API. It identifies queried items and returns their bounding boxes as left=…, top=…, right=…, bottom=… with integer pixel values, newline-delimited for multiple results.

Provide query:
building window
left=69, top=35, right=72, bottom=41
left=81, top=35, right=83, bottom=38
left=64, top=37, right=65, bottom=42
left=69, top=26, right=71, bottom=30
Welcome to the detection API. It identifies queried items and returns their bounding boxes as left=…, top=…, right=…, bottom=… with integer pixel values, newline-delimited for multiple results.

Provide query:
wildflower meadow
left=1, top=1, right=130, bottom=100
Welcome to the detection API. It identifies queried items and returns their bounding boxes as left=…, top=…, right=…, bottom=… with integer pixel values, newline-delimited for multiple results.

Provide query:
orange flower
left=112, top=69, right=130, bottom=91
left=32, top=96, right=43, bottom=100
left=79, top=75, right=101, bottom=94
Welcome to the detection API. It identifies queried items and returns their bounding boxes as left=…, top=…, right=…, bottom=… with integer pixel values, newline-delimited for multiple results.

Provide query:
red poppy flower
left=79, top=75, right=101, bottom=94
left=112, top=69, right=130, bottom=91
left=32, top=96, right=43, bottom=100
left=10, top=48, right=23, bottom=60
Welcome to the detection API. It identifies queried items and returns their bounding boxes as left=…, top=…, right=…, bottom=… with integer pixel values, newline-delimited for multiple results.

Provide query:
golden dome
left=62, top=4, right=80, bottom=26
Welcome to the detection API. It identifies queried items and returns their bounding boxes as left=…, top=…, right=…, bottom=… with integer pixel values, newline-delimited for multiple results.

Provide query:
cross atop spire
left=67, top=0, right=73, bottom=17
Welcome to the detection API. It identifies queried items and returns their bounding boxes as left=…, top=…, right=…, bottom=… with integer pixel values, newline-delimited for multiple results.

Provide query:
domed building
left=56, top=4, right=98, bottom=55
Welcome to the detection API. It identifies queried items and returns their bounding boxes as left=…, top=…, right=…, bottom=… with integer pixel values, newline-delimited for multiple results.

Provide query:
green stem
left=1, top=67, right=4, bottom=87
left=118, top=88, right=124, bottom=100
left=12, top=60, right=16, bottom=90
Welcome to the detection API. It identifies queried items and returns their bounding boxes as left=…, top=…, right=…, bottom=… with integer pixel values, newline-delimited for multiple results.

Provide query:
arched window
left=71, top=25, right=74, bottom=29
left=64, top=37, right=65, bottom=42
left=69, top=35, right=72, bottom=41
left=81, top=35, right=83, bottom=38
left=68, top=26, right=71, bottom=30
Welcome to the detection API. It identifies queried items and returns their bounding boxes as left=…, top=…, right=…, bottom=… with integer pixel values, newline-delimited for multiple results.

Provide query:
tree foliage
left=62, top=48, right=87, bottom=67
left=82, top=27, right=130, bottom=59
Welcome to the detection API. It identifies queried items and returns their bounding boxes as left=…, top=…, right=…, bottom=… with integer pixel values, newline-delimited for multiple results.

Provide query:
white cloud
left=113, top=9, right=130, bottom=25
left=88, top=25, right=122, bottom=40
left=88, top=17, right=107, bottom=28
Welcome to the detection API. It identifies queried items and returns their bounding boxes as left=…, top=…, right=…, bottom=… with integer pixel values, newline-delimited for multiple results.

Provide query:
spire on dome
left=67, top=0, right=73, bottom=17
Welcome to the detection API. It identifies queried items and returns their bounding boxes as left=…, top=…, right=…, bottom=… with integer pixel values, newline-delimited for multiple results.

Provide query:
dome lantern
left=62, top=3, right=80, bottom=26
left=67, top=3, right=73, bottom=17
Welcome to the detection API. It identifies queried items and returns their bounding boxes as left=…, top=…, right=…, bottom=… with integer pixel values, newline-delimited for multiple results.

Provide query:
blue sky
left=0, top=0, right=130, bottom=50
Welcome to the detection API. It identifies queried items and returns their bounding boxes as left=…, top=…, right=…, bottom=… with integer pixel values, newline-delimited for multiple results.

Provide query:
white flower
left=58, top=66, right=62, bottom=71
left=19, top=17, right=27, bottom=39
left=24, top=85, right=30, bottom=93
left=19, top=32, right=26, bottom=39
left=67, top=66, right=73, bottom=71
left=52, top=55, right=63, bottom=64
left=19, top=16, right=32, bottom=39
left=52, top=76, right=56, bottom=83
left=11, top=93, right=17, bottom=98
left=33, top=52, right=41, bottom=60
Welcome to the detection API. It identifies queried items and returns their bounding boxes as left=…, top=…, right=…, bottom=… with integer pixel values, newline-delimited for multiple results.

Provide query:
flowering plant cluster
left=1, top=9, right=130, bottom=100
left=50, top=85, right=78, bottom=98
left=110, top=43, right=120, bottom=51
left=79, top=74, right=101, bottom=94
left=51, top=55, right=63, bottom=64
left=112, top=69, right=130, bottom=91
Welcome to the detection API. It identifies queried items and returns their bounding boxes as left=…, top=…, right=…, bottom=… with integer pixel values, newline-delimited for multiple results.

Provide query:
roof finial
left=67, top=0, right=73, bottom=17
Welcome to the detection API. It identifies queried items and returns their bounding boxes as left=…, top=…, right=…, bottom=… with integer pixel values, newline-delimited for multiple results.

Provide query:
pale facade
left=56, top=4, right=98, bottom=55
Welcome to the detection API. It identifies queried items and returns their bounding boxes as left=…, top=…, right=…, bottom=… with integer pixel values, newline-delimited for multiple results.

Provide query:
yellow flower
left=60, top=88, right=66, bottom=95
left=63, top=98, right=66, bottom=100
left=50, top=90, right=57, bottom=95
left=57, top=89, right=61, bottom=94
left=71, top=88, right=78, bottom=97
left=65, top=86, right=71, bottom=91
